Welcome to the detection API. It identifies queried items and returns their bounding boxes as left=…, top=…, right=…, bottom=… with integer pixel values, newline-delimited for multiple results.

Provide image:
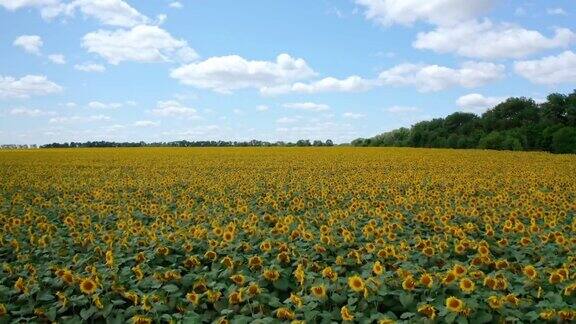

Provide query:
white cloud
left=0, top=0, right=149, bottom=27
left=68, top=0, right=149, bottom=27
left=276, top=116, right=300, bottom=124
left=343, top=112, right=365, bottom=119
left=133, top=120, right=159, bottom=127
left=74, top=63, right=106, bottom=72
left=49, top=115, right=111, bottom=124
left=256, top=105, right=269, bottom=111
left=0, top=0, right=63, bottom=19
left=169, top=1, right=182, bottom=9
left=355, top=0, right=493, bottom=26
left=152, top=100, right=198, bottom=117
left=13, top=35, right=43, bottom=54
left=283, top=102, right=330, bottom=112
left=64, top=102, right=77, bottom=108
left=82, top=25, right=198, bottom=64
left=261, top=75, right=374, bottom=95
left=0, top=75, right=63, bottom=99
left=514, top=50, right=576, bottom=84
left=378, top=61, right=504, bottom=92
left=9, top=107, right=55, bottom=117
left=386, top=106, right=420, bottom=113
left=456, top=93, right=504, bottom=113
left=414, top=19, right=576, bottom=59
left=170, top=53, right=316, bottom=93
left=48, top=54, right=66, bottom=64
left=88, top=101, right=122, bottom=109
left=547, top=8, right=567, bottom=16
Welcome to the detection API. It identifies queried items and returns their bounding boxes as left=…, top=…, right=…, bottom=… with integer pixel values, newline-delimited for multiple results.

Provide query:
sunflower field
left=0, top=147, right=575, bottom=323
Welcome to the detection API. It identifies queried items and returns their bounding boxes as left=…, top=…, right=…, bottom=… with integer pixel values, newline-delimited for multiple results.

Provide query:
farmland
left=0, top=148, right=575, bottom=323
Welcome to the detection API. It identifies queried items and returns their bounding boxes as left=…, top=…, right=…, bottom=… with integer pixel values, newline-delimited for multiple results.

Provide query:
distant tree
left=552, top=127, right=576, bottom=153
left=325, top=139, right=334, bottom=146
left=313, top=140, right=324, bottom=146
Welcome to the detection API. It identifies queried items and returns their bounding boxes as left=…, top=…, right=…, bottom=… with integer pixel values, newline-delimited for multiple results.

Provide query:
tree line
left=352, top=91, right=576, bottom=154
left=41, top=139, right=335, bottom=148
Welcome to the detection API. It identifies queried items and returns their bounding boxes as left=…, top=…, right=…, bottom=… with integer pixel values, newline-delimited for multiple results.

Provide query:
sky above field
left=1, top=0, right=575, bottom=144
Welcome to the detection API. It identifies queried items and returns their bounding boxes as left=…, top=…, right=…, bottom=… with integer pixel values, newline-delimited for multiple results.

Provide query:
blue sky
left=1, top=0, right=575, bottom=144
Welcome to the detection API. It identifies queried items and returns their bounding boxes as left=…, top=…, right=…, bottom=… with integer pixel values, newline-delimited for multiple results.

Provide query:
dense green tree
left=352, top=90, right=576, bottom=154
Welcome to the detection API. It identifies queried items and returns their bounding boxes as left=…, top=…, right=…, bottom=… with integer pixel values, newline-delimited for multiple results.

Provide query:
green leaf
left=399, top=293, right=413, bottom=307
left=37, top=291, right=55, bottom=301
left=163, top=284, right=180, bottom=293
left=80, top=306, right=96, bottom=320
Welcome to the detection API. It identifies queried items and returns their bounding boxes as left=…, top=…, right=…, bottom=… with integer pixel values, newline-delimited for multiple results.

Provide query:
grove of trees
left=352, top=91, right=576, bottom=153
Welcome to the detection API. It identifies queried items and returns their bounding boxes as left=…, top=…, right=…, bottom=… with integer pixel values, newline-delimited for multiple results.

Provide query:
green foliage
left=552, top=127, right=576, bottom=153
left=354, top=90, right=576, bottom=154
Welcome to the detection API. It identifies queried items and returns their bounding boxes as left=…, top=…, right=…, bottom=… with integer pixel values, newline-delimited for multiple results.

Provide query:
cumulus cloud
left=378, top=61, right=504, bottom=92
left=261, top=75, right=374, bottom=95
left=414, top=20, right=576, bottom=59
left=88, top=101, right=122, bottom=109
left=152, top=100, right=198, bottom=117
left=48, top=54, right=66, bottom=64
left=13, top=35, right=43, bottom=54
left=514, top=51, right=576, bottom=84
left=169, top=1, right=182, bottom=9
left=0, top=75, right=63, bottom=99
left=386, top=106, right=420, bottom=113
left=283, top=102, right=330, bottom=111
left=355, top=0, right=494, bottom=26
left=9, top=107, right=55, bottom=117
left=0, top=0, right=149, bottom=27
left=49, top=115, right=111, bottom=124
left=82, top=25, right=198, bottom=64
left=74, top=63, right=106, bottom=72
left=276, top=116, right=301, bottom=124
left=67, top=0, right=149, bottom=27
left=547, top=8, right=567, bottom=16
left=171, top=54, right=316, bottom=93
left=456, top=93, right=504, bottom=113
left=256, top=105, right=269, bottom=112
left=133, top=120, right=160, bottom=127
left=343, top=112, right=365, bottom=119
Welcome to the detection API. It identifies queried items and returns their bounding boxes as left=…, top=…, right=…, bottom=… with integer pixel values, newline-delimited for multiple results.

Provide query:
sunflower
left=341, top=305, right=354, bottom=321
left=248, top=256, right=263, bottom=269
left=419, top=273, right=434, bottom=288
left=186, top=292, right=200, bottom=305
left=487, top=295, right=503, bottom=309
left=263, top=268, right=280, bottom=282
left=79, top=278, right=97, bottom=295
left=14, top=277, right=26, bottom=293
left=402, top=277, right=416, bottom=291
left=549, top=272, right=563, bottom=284
left=445, top=296, right=464, bottom=313
left=105, top=250, right=114, bottom=267
left=275, top=307, right=295, bottom=320
left=442, top=271, right=457, bottom=285
left=417, top=304, right=437, bottom=320
left=452, top=264, right=466, bottom=277
left=459, top=278, right=475, bottom=294
left=0, top=304, right=7, bottom=316
left=222, top=231, right=234, bottom=242
left=505, top=293, right=519, bottom=306
left=247, top=283, right=261, bottom=296
left=207, top=290, right=222, bottom=303
left=131, top=315, right=153, bottom=324
left=310, top=285, right=327, bottom=299
left=228, top=290, right=242, bottom=304
left=322, top=267, right=338, bottom=281
left=372, top=261, right=384, bottom=275
left=522, top=265, right=538, bottom=280
left=290, top=293, right=303, bottom=307
left=348, top=275, right=365, bottom=293
left=230, top=274, right=245, bottom=286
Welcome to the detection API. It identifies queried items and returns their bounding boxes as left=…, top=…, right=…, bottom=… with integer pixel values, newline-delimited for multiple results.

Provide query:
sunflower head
left=311, top=285, right=327, bottom=299
left=348, top=275, right=365, bottom=293
left=341, top=305, right=354, bottom=321
left=79, top=278, right=97, bottom=295
left=445, top=296, right=464, bottom=313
